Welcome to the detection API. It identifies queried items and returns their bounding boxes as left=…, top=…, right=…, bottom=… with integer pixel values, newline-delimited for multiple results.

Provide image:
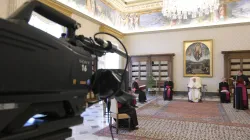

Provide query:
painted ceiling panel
left=56, top=0, right=250, bottom=34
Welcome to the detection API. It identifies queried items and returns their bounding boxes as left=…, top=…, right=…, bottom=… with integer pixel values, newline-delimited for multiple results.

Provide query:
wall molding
left=99, top=25, right=124, bottom=39
left=39, top=0, right=73, bottom=17
left=125, top=22, right=250, bottom=35
left=38, top=0, right=250, bottom=36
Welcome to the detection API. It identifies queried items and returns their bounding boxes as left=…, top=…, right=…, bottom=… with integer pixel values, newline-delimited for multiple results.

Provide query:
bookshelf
left=129, top=54, right=175, bottom=93
left=222, top=50, right=250, bottom=95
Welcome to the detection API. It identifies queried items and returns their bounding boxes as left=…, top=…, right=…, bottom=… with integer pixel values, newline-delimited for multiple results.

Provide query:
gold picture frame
left=183, top=39, right=213, bottom=77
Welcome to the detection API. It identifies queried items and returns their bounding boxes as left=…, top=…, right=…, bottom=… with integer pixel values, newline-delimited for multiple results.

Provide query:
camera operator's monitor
left=28, top=11, right=67, bottom=38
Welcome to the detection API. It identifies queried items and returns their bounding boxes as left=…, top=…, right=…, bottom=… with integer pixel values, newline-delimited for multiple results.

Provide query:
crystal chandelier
left=162, top=0, right=220, bottom=20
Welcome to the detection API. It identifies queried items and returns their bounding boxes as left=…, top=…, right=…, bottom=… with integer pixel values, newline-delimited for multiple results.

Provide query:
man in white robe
left=188, top=77, right=202, bottom=102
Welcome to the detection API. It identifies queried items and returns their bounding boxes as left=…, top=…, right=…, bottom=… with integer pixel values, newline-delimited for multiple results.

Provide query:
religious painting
left=183, top=40, right=213, bottom=77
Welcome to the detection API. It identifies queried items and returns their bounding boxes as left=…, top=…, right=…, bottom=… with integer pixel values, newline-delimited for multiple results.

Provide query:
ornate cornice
left=99, top=25, right=124, bottom=39
left=100, top=0, right=125, bottom=12
left=101, top=0, right=239, bottom=14
left=222, top=0, right=240, bottom=3
left=125, top=2, right=162, bottom=13
left=103, top=0, right=162, bottom=13
left=39, top=0, right=73, bottom=17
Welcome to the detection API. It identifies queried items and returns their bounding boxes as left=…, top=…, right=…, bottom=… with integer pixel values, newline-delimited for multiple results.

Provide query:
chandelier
left=162, top=0, right=220, bottom=20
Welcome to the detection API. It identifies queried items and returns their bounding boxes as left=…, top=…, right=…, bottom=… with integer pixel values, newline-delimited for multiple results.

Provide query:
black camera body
left=0, top=1, right=92, bottom=140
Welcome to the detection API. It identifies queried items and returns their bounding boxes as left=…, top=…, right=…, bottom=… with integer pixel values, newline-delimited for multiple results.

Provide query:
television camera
left=0, top=0, right=132, bottom=140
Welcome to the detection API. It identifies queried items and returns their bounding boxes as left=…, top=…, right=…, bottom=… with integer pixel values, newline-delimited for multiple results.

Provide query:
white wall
left=71, top=14, right=100, bottom=37
left=124, top=24, right=250, bottom=92
left=0, top=0, right=9, bottom=18
left=0, top=0, right=30, bottom=19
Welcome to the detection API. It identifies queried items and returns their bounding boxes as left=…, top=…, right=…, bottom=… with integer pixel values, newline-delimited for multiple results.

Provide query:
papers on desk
left=139, top=85, right=146, bottom=90
left=140, top=85, right=146, bottom=88
left=221, top=90, right=229, bottom=92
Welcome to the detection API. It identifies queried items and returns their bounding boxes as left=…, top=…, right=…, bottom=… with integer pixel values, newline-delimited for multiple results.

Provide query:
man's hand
left=233, top=81, right=236, bottom=85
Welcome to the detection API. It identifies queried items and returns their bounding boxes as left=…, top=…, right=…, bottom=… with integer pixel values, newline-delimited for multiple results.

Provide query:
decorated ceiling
left=56, top=0, right=250, bottom=34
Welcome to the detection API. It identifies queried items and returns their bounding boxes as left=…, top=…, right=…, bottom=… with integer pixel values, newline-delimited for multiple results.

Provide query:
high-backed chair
left=109, top=98, right=131, bottom=134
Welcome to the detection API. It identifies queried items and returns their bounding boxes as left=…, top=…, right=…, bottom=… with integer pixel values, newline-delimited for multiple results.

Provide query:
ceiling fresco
left=56, top=0, right=250, bottom=34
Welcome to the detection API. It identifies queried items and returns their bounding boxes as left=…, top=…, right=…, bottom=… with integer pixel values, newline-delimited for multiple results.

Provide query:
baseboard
left=147, top=91, right=219, bottom=97
left=174, top=91, right=219, bottom=97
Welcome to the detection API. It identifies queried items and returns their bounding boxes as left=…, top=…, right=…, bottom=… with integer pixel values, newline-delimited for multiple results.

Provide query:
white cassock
left=188, top=77, right=202, bottom=102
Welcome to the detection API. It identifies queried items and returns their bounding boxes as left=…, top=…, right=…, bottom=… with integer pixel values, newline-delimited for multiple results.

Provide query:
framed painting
left=183, top=39, right=213, bottom=77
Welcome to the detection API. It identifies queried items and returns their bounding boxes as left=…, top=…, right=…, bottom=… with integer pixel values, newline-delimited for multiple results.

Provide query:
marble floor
left=66, top=94, right=221, bottom=140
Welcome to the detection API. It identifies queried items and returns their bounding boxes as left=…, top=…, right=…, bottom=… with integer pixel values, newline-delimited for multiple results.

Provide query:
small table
left=202, top=84, right=207, bottom=100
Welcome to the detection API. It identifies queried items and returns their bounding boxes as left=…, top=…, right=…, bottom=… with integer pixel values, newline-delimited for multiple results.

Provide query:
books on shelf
left=243, top=64, right=250, bottom=69
left=152, top=66, right=159, bottom=70
left=243, top=59, right=250, bottom=62
left=160, top=72, right=168, bottom=75
left=140, top=77, right=147, bottom=80
left=231, top=59, right=240, bottom=63
left=132, top=67, right=139, bottom=71
left=161, top=61, right=168, bottom=64
left=140, top=72, right=147, bottom=76
left=153, top=72, right=159, bottom=75
left=161, top=77, right=168, bottom=80
left=140, top=61, right=147, bottom=65
left=132, top=62, right=139, bottom=65
left=132, top=72, right=139, bottom=75
left=152, top=61, right=159, bottom=64
left=160, top=66, right=168, bottom=70
left=140, top=66, right=147, bottom=70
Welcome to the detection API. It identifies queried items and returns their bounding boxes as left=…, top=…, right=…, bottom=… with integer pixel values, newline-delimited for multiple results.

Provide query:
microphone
left=94, top=37, right=127, bottom=58
left=94, top=38, right=113, bottom=51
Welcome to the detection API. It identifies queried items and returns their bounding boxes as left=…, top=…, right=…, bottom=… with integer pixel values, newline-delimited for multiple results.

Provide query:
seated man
left=116, top=99, right=139, bottom=130
left=219, top=77, right=231, bottom=103
left=163, top=77, right=174, bottom=101
left=188, top=77, right=202, bottom=103
left=132, top=78, right=147, bottom=103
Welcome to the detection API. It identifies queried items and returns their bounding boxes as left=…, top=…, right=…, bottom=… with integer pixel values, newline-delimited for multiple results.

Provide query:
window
left=28, top=12, right=66, bottom=38
left=104, top=52, right=120, bottom=69
left=98, top=55, right=105, bottom=69
left=97, top=44, right=121, bottom=69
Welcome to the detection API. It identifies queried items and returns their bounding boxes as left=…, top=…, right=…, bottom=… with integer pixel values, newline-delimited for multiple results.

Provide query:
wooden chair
left=109, top=98, right=131, bottom=134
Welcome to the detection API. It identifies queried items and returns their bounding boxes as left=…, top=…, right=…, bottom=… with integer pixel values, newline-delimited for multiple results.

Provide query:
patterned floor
left=94, top=97, right=250, bottom=140
left=66, top=94, right=250, bottom=140
left=66, top=94, right=157, bottom=140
